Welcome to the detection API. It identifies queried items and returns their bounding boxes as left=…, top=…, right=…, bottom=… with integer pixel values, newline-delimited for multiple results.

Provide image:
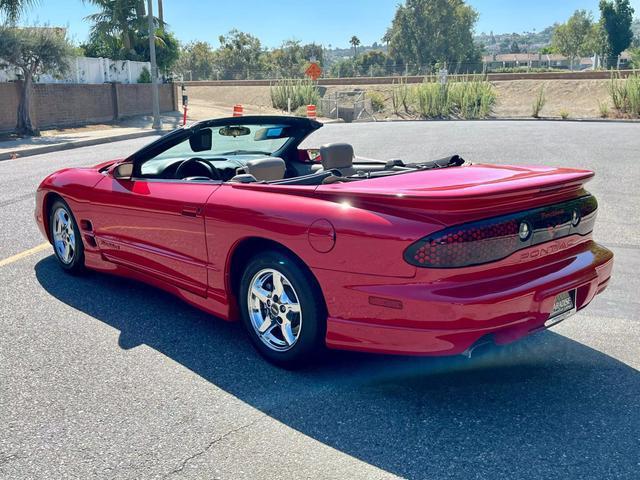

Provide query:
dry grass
left=184, top=79, right=625, bottom=120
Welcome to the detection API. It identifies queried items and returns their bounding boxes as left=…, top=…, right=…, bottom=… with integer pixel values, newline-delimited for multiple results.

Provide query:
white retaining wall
left=0, top=57, right=152, bottom=84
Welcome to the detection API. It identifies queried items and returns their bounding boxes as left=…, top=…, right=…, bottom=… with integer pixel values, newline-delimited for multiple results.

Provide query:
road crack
left=0, top=193, right=34, bottom=208
left=163, top=413, right=267, bottom=478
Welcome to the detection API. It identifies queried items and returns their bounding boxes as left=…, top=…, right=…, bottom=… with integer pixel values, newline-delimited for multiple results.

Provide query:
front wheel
left=239, top=250, right=325, bottom=368
left=49, top=199, right=85, bottom=274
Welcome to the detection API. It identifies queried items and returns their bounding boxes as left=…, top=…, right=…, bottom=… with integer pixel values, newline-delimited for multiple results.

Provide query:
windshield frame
left=127, top=116, right=322, bottom=178
left=150, top=124, right=295, bottom=164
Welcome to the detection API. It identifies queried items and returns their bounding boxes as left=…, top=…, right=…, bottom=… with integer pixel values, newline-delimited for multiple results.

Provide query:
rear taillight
left=404, top=195, right=597, bottom=268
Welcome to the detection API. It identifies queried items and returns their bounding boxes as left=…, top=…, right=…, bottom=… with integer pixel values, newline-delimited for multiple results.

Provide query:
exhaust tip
left=461, top=337, right=495, bottom=359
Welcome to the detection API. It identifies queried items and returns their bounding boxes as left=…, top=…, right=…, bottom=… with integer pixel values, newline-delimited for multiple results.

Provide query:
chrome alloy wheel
left=247, top=268, right=302, bottom=352
left=52, top=206, right=76, bottom=265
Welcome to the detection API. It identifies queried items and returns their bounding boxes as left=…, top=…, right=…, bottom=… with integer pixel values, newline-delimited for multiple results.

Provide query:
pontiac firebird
left=35, top=116, right=614, bottom=367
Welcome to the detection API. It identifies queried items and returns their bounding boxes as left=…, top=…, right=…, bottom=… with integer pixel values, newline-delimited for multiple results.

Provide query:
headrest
left=236, top=157, right=286, bottom=182
left=320, top=143, right=354, bottom=170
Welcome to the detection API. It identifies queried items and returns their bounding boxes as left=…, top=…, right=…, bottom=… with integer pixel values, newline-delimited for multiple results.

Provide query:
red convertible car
left=35, top=116, right=613, bottom=367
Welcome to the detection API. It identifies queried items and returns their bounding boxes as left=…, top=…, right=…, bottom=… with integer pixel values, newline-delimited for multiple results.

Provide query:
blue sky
left=17, top=0, right=640, bottom=48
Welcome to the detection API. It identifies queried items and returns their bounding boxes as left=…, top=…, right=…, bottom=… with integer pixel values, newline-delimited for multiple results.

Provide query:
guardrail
left=183, top=70, right=639, bottom=87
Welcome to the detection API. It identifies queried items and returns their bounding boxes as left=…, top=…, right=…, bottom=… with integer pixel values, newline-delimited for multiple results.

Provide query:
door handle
left=181, top=206, right=201, bottom=217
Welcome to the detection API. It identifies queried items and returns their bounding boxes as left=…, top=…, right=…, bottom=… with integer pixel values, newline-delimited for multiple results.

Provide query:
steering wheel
left=175, top=157, right=221, bottom=180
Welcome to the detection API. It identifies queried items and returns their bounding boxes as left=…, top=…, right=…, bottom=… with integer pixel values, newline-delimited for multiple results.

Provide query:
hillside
left=325, top=42, right=388, bottom=62
left=324, top=18, right=640, bottom=61
left=474, top=26, right=556, bottom=54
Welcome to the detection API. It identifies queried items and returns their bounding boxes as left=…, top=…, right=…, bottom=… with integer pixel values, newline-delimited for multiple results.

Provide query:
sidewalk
left=0, top=110, right=339, bottom=161
left=0, top=113, right=182, bottom=161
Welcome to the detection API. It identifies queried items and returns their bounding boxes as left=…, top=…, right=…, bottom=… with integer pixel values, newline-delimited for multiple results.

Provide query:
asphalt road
left=1, top=121, right=639, bottom=479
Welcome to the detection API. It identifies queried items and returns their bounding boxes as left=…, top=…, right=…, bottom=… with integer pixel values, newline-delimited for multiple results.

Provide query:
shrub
left=270, top=78, right=320, bottom=112
left=609, top=73, right=640, bottom=117
left=412, top=75, right=496, bottom=119
left=559, top=109, right=570, bottom=119
left=449, top=76, right=496, bottom=119
left=414, top=82, right=450, bottom=118
left=137, top=66, right=151, bottom=83
left=292, top=105, right=308, bottom=117
left=391, top=78, right=410, bottom=114
left=630, top=48, right=640, bottom=69
left=598, top=100, right=610, bottom=118
left=368, top=91, right=386, bottom=113
left=531, top=85, right=546, bottom=118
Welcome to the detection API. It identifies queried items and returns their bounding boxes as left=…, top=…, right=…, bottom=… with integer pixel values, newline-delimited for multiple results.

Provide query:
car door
left=91, top=175, right=220, bottom=297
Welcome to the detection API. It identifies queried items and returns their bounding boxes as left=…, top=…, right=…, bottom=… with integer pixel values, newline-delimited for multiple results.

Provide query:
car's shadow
left=35, top=256, right=639, bottom=479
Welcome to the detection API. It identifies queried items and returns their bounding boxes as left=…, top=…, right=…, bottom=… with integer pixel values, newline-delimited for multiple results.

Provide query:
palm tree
left=0, top=0, right=38, bottom=24
left=350, top=35, right=361, bottom=58
left=84, top=0, right=140, bottom=53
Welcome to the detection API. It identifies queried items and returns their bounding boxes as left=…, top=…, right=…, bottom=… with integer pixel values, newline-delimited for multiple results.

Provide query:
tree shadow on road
left=34, top=256, right=640, bottom=480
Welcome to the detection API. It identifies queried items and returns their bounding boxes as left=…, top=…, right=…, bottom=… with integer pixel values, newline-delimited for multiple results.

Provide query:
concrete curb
left=0, top=129, right=163, bottom=161
left=360, top=116, right=640, bottom=124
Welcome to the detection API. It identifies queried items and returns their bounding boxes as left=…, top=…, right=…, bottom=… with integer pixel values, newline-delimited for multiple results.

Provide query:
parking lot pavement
left=1, top=121, right=639, bottom=479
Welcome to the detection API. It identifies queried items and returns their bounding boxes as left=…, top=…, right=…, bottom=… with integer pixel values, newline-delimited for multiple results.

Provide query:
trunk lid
left=315, top=164, right=594, bottom=222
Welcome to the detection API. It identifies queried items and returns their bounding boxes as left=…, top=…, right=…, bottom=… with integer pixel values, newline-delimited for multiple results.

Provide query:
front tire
left=49, top=199, right=85, bottom=274
left=239, top=250, right=325, bottom=368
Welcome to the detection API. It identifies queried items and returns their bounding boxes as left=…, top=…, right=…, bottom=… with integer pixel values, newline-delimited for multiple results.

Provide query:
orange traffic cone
left=306, top=104, right=317, bottom=119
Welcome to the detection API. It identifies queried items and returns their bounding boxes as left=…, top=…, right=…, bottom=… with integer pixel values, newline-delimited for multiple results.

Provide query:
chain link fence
left=318, top=91, right=375, bottom=123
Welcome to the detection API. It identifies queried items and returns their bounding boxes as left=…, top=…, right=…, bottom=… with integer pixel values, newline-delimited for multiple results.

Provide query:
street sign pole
left=147, top=0, right=162, bottom=130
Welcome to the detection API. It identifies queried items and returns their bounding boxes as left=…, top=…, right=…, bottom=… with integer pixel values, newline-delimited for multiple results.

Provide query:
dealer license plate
left=545, top=290, right=577, bottom=327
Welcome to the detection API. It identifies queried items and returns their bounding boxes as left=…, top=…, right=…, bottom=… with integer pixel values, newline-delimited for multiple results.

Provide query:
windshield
left=153, top=124, right=293, bottom=161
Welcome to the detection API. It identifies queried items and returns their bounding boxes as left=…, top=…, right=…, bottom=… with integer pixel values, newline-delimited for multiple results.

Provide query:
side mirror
left=113, top=162, right=133, bottom=180
left=189, top=128, right=212, bottom=152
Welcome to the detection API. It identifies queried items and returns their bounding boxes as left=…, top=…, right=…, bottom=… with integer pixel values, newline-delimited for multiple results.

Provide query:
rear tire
left=49, top=199, right=85, bottom=274
left=239, top=250, right=325, bottom=368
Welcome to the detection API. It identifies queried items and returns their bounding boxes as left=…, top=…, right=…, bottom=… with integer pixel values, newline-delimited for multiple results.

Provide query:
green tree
left=586, top=22, right=610, bottom=66
left=599, top=0, right=635, bottom=67
left=539, top=45, right=557, bottom=54
left=329, top=51, right=394, bottom=77
left=510, top=41, right=521, bottom=53
left=267, top=40, right=325, bottom=78
left=0, top=26, right=73, bottom=135
left=329, top=58, right=356, bottom=78
left=80, top=32, right=123, bottom=58
left=385, top=0, right=480, bottom=73
left=350, top=35, right=360, bottom=58
left=632, top=18, right=640, bottom=47
left=133, top=28, right=179, bottom=74
left=302, top=42, right=324, bottom=65
left=552, top=10, right=594, bottom=70
left=176, top=41, right=216, bottom=80
left=269, top=40, right=305, bottom=77
left=630, top=47, right=640, bottom=68
left=216, top=29, right=265, bottom=79
left=0, top=0, right=37, bottom=24
left=355, top=50, right=393, bottom=76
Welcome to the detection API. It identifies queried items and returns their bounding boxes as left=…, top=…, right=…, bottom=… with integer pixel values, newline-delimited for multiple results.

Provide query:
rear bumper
left=315, top=239, right=613, bottom=356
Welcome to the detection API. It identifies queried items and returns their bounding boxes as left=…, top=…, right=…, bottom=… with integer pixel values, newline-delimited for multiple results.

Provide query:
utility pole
left=158, top=0, right=164, bottom=30
left=147, top=0, right=161, bottom=130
